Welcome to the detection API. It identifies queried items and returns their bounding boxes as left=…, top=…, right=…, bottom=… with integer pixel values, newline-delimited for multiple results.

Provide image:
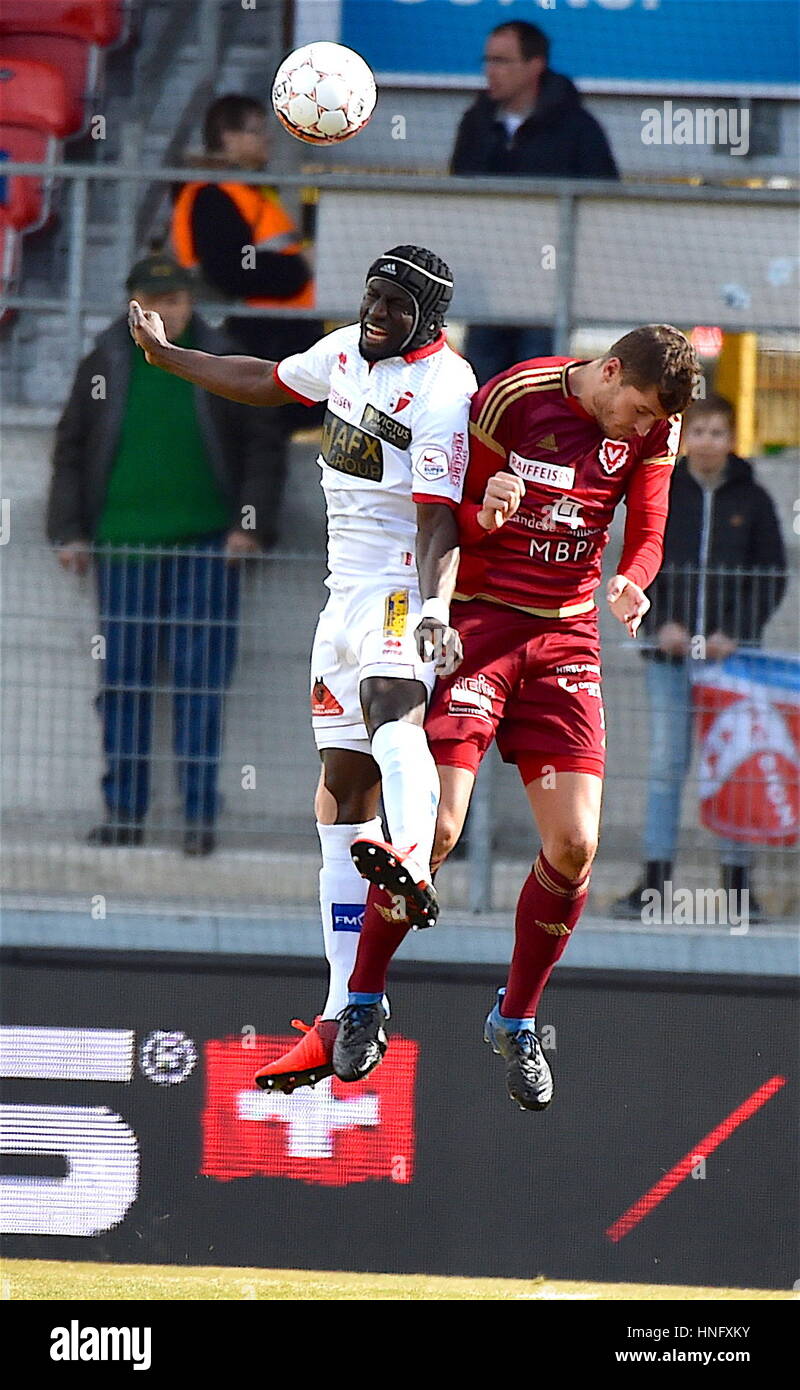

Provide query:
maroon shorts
left=426, top=598, right=606, bottom=784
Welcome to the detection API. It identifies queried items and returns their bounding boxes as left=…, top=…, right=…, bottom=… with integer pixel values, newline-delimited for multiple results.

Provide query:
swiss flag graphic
left=201, top=1035, right=419, bottom=1186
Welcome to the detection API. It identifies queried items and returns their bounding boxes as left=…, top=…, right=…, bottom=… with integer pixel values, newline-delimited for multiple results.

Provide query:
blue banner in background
left=341, top=0, right=800, bottom=90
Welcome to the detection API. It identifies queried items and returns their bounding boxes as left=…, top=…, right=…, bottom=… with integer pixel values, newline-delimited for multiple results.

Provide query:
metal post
left=467, top=752, right=494, bottom=914
left=66, top=175, right=89, bottom=367
left=553, top=190, right=576, bottom=356
left=197, top=0, right=221, bottom=73
left=118, top=121, right=143, bottom=270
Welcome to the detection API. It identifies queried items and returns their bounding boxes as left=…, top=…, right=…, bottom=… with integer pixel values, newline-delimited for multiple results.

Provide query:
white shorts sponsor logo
left=509, top=452, right=575, bottom=489
left=599, top=438, right=630, bottom=474
left=413, top=446, right=449, bottom=482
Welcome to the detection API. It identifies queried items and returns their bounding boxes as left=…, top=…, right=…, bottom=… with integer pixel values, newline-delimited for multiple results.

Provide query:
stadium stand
left=0, top=59, right=72, bottom=231
left=0, top=0, right=126, bottom=137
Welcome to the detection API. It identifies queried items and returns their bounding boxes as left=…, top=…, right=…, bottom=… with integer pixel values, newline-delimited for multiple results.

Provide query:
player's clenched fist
left=606, top=574, right=650, bottom=639
left=477, top=471, right=525, bottom=532
left=128, top=300, right=170, bottom=363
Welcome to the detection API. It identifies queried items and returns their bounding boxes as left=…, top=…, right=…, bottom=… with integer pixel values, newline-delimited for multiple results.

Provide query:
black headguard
left=366, top=244, right=454, bottom=353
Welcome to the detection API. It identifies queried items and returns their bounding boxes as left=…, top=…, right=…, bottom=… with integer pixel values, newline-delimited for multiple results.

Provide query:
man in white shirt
left=129, top=245, right=476, bottom=1089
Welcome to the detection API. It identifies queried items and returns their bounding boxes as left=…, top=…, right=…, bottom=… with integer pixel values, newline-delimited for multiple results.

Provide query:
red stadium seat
left=0, top=126, right=57, bottom=230
left=0, top=2, right=125, bottom=139
left=0, top=57, right=72, bottom=137
left=0, top=1, right=123, bottom=47
left=0, top=34, right=99, bottom=137
left=0, top=59, right=70, bottom=230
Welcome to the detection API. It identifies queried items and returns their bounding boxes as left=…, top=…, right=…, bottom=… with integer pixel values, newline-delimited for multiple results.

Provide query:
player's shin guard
left=369, top=721, right=439, bottom=878
left=348, top=882, right=412, bottom=995
left=317, top=818, right=382, bottom=1018
left=502, top=851, right=590, bottom=1020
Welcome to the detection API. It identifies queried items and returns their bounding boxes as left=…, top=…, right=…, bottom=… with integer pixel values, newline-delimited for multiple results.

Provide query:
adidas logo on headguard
left=381, top=262, right=396, bottom=274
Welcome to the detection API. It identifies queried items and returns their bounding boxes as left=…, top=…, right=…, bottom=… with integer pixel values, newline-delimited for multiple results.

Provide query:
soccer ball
left=271, top=42, right=376, bottom=145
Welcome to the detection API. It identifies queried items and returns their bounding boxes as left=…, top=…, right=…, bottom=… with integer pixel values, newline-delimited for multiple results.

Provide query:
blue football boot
left=484, top=988, right=553, bottom=1111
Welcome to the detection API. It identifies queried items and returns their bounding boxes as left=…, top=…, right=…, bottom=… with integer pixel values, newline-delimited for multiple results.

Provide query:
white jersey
left=275, top=324, right=476, bottom=586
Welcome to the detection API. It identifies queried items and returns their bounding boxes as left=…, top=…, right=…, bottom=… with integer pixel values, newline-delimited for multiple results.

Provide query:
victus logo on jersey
left=360, top=402, right=412, bottom=450
left=201, top=1035, right=419, bottom=1186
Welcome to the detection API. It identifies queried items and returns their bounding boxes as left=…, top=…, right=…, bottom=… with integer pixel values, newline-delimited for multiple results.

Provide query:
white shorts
left=310, top=579, right=436, bottom=751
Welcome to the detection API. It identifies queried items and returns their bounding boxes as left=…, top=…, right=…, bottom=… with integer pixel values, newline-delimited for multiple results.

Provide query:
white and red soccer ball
left=272, top=42, right=377, bottom=145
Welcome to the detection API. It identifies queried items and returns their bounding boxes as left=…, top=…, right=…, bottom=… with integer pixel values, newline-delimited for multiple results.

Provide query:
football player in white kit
left=129, top=245, right=476, bottom=1090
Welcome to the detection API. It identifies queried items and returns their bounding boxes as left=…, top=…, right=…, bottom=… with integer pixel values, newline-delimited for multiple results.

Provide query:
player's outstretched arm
left=128, top=301, right=292, bottom=407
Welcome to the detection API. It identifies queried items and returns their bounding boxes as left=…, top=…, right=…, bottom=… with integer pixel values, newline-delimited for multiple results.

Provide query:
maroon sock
left=502, top=851, right=590, bottom=1019
left=348, top=883, right=412, bottom=995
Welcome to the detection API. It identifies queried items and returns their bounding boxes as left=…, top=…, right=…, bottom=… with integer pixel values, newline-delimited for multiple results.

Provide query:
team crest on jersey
left=321, top=408, right=383, bottom=481
left=598, top=439, right=630, bottom=474
left=360, top=403, right=412, bottom=450
left=389, top=390, right=414, bottom=414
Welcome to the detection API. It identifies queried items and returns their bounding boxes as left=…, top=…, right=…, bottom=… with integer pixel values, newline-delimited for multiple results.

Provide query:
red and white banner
left=693, top=652, right=800, bottom=845
left=201, top=1033, right=418, bottom=1187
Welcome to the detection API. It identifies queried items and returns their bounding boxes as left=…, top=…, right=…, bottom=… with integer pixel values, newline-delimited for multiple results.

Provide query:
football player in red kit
left=336, top=324, right=700, bottom=1109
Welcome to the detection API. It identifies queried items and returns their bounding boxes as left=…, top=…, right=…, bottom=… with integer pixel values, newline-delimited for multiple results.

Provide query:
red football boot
left=350, top=837, right=439, bottom=929
left=254, top=1017, right=338, bottom=1093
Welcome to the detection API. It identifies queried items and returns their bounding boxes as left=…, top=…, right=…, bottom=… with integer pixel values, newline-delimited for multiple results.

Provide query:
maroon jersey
left=455, top=358, right=681, bottom=617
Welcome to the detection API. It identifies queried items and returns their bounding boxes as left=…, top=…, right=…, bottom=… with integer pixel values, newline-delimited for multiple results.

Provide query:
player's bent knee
left=432, top=813, right=462, bottom=867
left=547, top=834, right=598, bottom=881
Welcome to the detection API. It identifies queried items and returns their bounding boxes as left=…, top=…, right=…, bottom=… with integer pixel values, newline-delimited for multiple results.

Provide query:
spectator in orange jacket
left=172, top=95, right=323, bottom=526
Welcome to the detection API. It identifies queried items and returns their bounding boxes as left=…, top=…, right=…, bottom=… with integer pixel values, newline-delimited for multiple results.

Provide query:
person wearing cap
left=47, top=253, right=279, bottom=855
left=129, top=244, right=477, bottom=1087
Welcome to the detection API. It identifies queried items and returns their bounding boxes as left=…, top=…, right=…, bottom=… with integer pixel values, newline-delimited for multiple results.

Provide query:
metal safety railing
left=2, top=159, right=799, bottom=374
